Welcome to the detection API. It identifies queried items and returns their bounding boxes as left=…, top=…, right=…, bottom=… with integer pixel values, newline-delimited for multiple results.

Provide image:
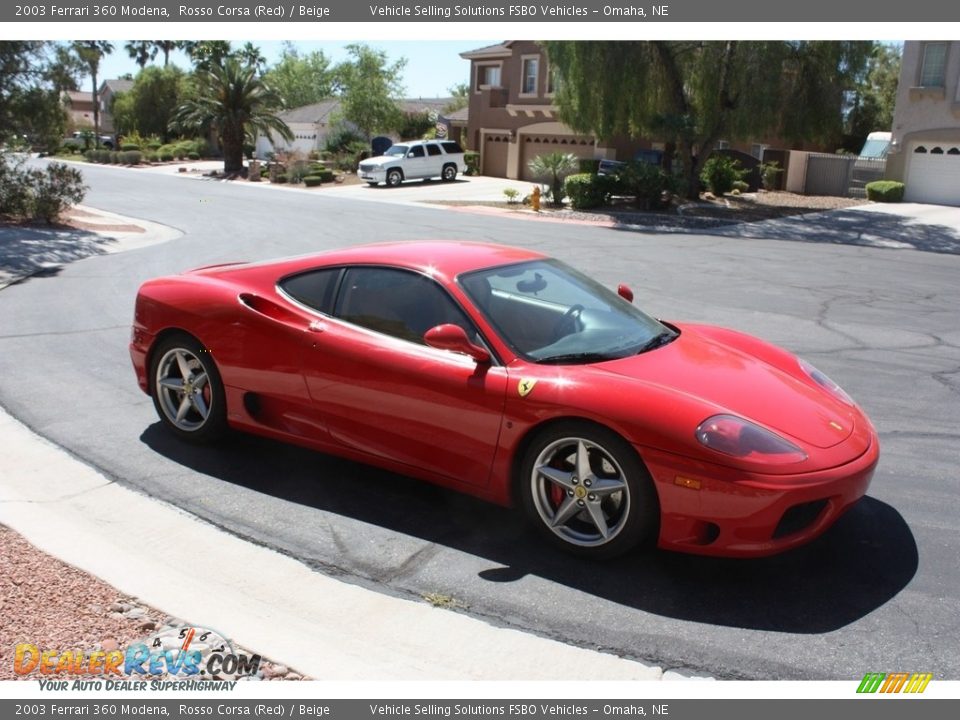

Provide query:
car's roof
left=196, top=241, right=546, bottom=285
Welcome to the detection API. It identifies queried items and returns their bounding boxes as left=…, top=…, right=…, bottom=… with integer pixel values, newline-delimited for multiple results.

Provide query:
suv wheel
left=386, top=169, right=403, bottom=187
left=441, top=164, right=457, bottom=182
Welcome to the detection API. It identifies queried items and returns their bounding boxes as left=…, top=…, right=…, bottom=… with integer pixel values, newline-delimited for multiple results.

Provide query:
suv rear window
left=426, top=144, right=442, bottom=156
left=441, top=141, right=464, bottom=154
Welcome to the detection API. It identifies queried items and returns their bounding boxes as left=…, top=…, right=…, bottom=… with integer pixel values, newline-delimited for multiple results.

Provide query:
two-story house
left=460, top=41, right=648, bottom=180
left=887, top=41, right=960, bottom=206
left=62, top=90, right=95, bottom=132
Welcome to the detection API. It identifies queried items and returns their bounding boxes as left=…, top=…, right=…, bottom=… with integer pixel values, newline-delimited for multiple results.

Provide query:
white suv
left=358, top=140, right=466, bottom=187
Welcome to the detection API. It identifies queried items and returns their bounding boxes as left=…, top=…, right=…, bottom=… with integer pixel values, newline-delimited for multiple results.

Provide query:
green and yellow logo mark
left=857, top=672, right=932, bottom=694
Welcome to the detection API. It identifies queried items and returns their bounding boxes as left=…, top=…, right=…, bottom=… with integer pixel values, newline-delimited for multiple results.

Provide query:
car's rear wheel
left=520, top=422, right=658, bottom=558
left=386, top=169, right=403, bottom=187
left=441, top=164, right=457, bottom=182
left=150, top=333, right=227, bottom=444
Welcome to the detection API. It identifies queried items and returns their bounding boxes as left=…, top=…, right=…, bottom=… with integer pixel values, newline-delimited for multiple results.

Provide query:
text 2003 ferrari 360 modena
left=130, top=241, right=879, bottom=558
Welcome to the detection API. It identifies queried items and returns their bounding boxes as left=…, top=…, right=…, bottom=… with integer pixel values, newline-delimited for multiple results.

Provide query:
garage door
left=520, top=135, right=595, bottom=182
left=482, top=134, right=509, bottom=178
left=904, top=143, right=960, bottom=206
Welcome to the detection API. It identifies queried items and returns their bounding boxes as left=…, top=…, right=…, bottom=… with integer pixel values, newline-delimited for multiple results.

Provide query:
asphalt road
left=1, top=163, right=958, bottom=680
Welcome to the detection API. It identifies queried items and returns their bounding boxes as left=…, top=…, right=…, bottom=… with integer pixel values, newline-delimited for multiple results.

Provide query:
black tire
left=149, top=333, right=227, bottom=444
left=441, top=164, right=457, bottom=182
left=386, top=169, right=403, bottom=187
left=367, top=182, right=379, bottom=187
left=519, top=421, right=658, bottom=558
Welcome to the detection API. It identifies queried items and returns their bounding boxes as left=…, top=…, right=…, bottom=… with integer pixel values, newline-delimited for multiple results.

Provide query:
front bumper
left=640, top=435, right=879, bottom=557
left=358, top=167, right=387, bottom=183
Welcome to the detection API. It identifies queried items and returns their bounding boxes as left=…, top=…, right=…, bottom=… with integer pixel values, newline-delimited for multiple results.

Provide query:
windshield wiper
left=635, top=331, right=677, bottom=354
left=536, top=352, right=615, bottom=365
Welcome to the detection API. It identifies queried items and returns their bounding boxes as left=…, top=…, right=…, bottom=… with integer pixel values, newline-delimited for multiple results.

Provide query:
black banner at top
left=3, top=0, right=959, bottom=23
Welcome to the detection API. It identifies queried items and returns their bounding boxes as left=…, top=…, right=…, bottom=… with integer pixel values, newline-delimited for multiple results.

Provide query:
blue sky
left=96, top=41, right=499, bottom=99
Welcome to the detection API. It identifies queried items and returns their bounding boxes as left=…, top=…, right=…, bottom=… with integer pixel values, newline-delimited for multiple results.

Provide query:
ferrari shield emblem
left=517, top=378, right=537, bottom=397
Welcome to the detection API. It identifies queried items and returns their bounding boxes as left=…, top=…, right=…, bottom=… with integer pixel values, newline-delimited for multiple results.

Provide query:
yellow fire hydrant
left=531, top=185, right=541, bottom=212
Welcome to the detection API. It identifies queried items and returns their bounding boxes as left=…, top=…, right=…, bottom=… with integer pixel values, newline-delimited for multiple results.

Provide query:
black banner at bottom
left=1, top=699, right=957, bottom=720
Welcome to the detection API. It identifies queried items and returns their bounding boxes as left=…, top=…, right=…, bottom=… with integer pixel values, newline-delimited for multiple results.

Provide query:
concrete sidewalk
left=0, top=404, right=698, bottom=682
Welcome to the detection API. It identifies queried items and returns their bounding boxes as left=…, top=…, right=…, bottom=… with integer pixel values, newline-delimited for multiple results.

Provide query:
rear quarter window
left=426, top=144, right=442, bottom=156
left=279, top=268, right=342, bottom=314
left=441, top=142, right=464, bottom=154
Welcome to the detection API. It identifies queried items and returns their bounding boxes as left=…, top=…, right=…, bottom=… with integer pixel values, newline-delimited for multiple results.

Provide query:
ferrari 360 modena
left=130, top=241, right=879, bottom=558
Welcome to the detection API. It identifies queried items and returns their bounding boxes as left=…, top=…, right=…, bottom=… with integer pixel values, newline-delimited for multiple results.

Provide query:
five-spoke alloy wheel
left=521, top=422, right=657, bottom=558
left=150, top=334, right=227, bottom=443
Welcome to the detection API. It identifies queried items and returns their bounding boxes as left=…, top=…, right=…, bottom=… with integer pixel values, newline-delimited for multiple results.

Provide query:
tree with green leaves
left=444, top=83, right=470, bottom=113
left=335, top=43, right=406, bottom=139
left=152, top=41, right=181, bottom=68
left=125, top=41, right=156, bottom=69
left=846, top=43, right=901, bottom=148
left=1, top=42, right=76, bottom=151
left=262, top=42, right=338, bottom=109
left=72, top=40, right=114, bottom=148
left=542, top=41, right=872, bottom=198
left=182, top=41, right=233, bottom=73
left=528, top=151, right=579, bottom=207
left=113, top=66, right=188, bottom=141
left=171, top=57, right=292, bottom=173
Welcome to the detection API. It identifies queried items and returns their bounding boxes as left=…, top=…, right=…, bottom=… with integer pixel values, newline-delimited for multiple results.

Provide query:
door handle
left=308, top=320, right=326, bottom=333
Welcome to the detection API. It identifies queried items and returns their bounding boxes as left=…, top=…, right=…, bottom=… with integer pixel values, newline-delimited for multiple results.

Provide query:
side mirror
left=424, top=324, right=490, bottom=363
left=617, top=283, right=634, bottom=303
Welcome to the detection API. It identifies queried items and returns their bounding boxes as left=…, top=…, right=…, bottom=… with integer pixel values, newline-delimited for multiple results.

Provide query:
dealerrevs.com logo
left=13, top=625, right=261, bottom=691
left=857, top=672, right=933, bottom=694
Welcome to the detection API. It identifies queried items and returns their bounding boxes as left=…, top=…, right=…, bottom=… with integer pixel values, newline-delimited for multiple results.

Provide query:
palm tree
left=171, top=57, right=293, bottom=174
left=72, top=41, right=114, bottom=149
left=125, top=41, right=155, bottom=69
left=528, top=151, right=579, bottom=207
left=152, top=41, right=180, bottom=68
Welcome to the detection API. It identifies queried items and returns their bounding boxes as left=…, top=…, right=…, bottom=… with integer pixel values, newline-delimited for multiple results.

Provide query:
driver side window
left=335, top=267, right=478, bottom=346
left=407, top=146, right=425, bottom=158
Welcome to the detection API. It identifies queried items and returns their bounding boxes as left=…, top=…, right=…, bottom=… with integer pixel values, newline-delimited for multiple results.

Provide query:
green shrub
left=159, top=151, right=174, bottom=162
left=564, top=173, right=614, bottom=209
left=732, top=180, right=750, bottom=193
left=145, top=151, right=158, bottom=163
left=187, top=151, right=200, bottom=160
left=84, top=149, right=96, bottom=162
left=464, top=151, right=480, bottom=176
left=866, top=180, right=905, bottom=203
left=615, top=161, right=671, bottom=208
left=109, top=152, right=120, bottom=164
left=146, top=140, right=163, bottom=151
left=503, top=188, right=520, bottom=204
left=127, top=151, right=143, bottom=165
left=700, top=155, right=746, bottom=195
left=303, top=175, right=324, bottom=187
left=275, top=174, right=289, bottom=184
left=759, top=160, right=783, bottom=190
left=121, top=143, right=140, bottom=152
left=578, top=158, right=601, bottom=175
left=0, top=153, right=87, bottom=223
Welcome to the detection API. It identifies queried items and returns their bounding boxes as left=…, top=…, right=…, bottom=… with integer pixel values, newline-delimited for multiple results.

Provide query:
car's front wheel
left=386, top=169, right=403, bottom=187
left=520, top=422, right=658, bottom=558
left=150, top=333, right=227, bottom=444
left=441, top=164, right=457, bottom=182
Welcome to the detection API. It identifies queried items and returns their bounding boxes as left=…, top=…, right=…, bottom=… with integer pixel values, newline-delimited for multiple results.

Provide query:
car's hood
left=362, top=155, right=398, bottom=166
left=598, top=328, right=856, bottom=449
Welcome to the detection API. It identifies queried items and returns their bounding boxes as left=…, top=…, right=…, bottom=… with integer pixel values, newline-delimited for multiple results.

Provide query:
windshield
left=459, top=259, right=676, bottom=364
left=384, top=145, right=408, bottom=156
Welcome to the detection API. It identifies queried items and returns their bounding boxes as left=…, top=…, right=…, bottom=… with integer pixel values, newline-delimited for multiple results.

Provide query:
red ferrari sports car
left=130, top=241, right=878, bottom=558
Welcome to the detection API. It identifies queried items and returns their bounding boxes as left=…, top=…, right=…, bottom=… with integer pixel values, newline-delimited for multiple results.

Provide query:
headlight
left=695, top=415, right=807, bottom=464
left=799, top=359, right=855, bottom=406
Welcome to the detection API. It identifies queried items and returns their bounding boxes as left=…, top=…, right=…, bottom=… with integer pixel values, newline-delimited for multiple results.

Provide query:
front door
left=302, top=266, right=508, bottom=487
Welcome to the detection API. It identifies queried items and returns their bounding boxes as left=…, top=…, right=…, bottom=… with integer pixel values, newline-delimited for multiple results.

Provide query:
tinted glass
left=441, top=142, right=464, bottom=154
left=426, top=144, right=442, bottom=156
left=408, top=146, right=425, bottom=158
left=336, top=267, right=477, bottom=345
left=460, top=259, right=673, bottom=363
left=279, top=268, right=341, bottom=314
left=385, top=145, right=407, bottom=156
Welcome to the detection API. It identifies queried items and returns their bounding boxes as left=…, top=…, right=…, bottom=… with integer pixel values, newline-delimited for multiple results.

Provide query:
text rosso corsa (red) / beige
left=178, top=4, right=331, bottom=17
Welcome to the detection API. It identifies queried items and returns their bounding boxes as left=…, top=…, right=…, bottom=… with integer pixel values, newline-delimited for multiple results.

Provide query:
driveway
left=319, top=174, right=536, bottom=205
left=707, top=202, right=960, bottom=254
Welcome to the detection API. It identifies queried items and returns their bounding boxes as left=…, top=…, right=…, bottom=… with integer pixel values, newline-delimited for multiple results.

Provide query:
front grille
left=359, top=163, right=376, bottom=172
left=773, top=499, right=829, bottom=539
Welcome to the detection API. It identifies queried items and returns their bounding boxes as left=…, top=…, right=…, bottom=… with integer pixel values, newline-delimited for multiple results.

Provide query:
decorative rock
left=101, top=638, right=119, bottom=652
